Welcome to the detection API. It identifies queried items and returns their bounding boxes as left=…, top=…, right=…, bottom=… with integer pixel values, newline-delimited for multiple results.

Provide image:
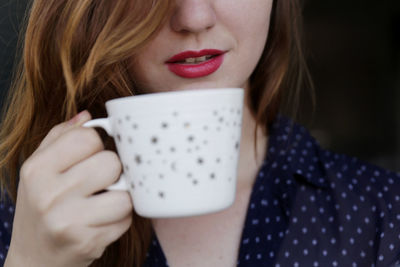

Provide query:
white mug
left=84, top=88, right=244, bottom=218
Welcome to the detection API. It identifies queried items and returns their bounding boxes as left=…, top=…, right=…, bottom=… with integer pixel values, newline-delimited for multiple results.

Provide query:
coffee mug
left=84, top=88, right=244, bottom=218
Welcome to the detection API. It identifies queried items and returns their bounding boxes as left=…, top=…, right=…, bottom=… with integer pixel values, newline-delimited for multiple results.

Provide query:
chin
left=171, top=80, right=242, bottom=91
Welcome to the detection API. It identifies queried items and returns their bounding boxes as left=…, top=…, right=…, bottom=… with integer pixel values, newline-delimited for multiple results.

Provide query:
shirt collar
left=264, top=115, right=330, bottom=189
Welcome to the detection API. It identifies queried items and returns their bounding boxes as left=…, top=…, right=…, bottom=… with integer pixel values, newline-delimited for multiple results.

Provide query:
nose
left=170, top=0, right=216, bottom=34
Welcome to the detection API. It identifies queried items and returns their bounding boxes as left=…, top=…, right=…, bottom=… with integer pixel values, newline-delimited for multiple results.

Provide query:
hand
left=5, top=111, right=133, bottom=267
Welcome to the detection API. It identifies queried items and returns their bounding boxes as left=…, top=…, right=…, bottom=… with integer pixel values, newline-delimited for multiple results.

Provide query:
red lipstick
left=166, top=49, right=225, bottom=78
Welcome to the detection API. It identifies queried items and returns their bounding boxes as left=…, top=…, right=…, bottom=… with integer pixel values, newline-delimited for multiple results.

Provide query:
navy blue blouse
left=143, top=116, right=400, bottom=267
left=1, top=116, right=400, bottom=267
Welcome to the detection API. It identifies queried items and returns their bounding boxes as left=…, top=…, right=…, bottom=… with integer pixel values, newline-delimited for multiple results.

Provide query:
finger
left=36, top=110, right=92, bottom=152
left=83, top=191, right=133, bottom=227
left=61, top=151, right=122, bottom=197
left=34, top=126, right=104, bottom=173
left=95, top=214, right=132, bottom=249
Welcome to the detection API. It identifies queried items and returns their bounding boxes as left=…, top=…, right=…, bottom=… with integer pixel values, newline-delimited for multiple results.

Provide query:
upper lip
left=166, top=49, right=225, bottom=63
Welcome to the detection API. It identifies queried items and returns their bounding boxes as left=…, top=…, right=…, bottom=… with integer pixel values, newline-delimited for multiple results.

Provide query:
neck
left=235, top=88, right=268, bottom=190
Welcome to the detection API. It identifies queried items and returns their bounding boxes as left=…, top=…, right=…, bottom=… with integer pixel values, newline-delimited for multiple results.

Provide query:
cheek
left=222, top=1, right=273, bottom=76
left=129, top=50, right=162, bottom=90
left=220, top=0, right=273, bottom=38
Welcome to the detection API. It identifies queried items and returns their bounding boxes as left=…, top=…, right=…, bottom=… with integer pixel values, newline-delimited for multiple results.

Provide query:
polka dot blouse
left=143, top=116, right=400, bottom=267
left=0, top=116, right=399, bottom=266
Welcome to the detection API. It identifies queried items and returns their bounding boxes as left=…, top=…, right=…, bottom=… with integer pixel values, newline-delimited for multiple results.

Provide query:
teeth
left=185, top=57, right=196, bottom=63
left=196, top=56, right=207, bottom=62
left=183, top=55, right=213, bottom=64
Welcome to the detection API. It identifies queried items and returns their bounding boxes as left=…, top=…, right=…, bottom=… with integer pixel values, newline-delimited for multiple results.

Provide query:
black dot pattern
left=143, top=115, right=400, bottom=267
left=111, top=104, right=242, bottom=202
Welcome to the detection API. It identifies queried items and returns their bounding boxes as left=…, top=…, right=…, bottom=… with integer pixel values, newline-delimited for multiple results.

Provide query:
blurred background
left=302, top=0, right=399, bottom=172
left=0, top=0, right=399, bottom=172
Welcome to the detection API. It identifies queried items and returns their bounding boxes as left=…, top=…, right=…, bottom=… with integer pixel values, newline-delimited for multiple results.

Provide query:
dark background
left=0, top=0, right=399, bottom=172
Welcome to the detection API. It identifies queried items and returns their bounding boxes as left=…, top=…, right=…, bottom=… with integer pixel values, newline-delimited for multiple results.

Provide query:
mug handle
left=83, top=119, right=129, bottom=191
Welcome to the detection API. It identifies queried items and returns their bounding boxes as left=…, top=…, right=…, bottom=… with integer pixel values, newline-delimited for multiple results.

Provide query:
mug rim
left=105, top=87, right=244, bottom=106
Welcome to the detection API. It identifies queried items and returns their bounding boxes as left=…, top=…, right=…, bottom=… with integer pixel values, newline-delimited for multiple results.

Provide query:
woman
left=1, top=0, right=399, bottom=266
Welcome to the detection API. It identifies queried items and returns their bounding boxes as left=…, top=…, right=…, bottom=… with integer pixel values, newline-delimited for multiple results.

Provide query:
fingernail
left=68, top=110, right=90, bottom=126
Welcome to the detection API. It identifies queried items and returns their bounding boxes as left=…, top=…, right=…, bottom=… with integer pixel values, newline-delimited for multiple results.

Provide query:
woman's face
left=130, top=0, right=274, bottom=93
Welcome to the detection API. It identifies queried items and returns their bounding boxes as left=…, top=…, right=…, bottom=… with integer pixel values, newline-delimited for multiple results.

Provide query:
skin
left=133, top=1, right=273, bottom=266
left=5, top=0, right=273, bottom=266
left=5, top=111, right=133, bottom=267
left=131, top=0, right=273, bottom=189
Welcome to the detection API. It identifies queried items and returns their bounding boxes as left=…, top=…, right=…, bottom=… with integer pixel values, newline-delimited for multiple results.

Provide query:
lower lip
left=166, top=54, right=224, bottom=78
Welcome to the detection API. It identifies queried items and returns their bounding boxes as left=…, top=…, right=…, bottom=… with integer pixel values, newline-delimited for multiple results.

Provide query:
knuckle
left=116, top=193, right=133, bottom=214
left=45, top=217, right=67, bottom=238
left=76, top=239, right=104, bottom=260
left=81, top=128, right=104, bottom=151
left=47, top=123, right=65, bottom=138
left=43, top=125, right=64, bottom=144
left=35, top=195, right=53, bottom=215
left=122, top=216, right=133, bottom=233
left=19, top=157, right=47, bottom=189
left=103, top=151, right=122, bottom=172
left=20, top=159, right=36, bottom=181
left=66, top=128, right=104, bottom=151
left=44, top=215, right=78, bottom=246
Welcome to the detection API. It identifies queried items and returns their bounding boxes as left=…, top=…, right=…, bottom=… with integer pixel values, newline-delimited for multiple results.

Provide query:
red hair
left=0, top=0, right=311, bottom=266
